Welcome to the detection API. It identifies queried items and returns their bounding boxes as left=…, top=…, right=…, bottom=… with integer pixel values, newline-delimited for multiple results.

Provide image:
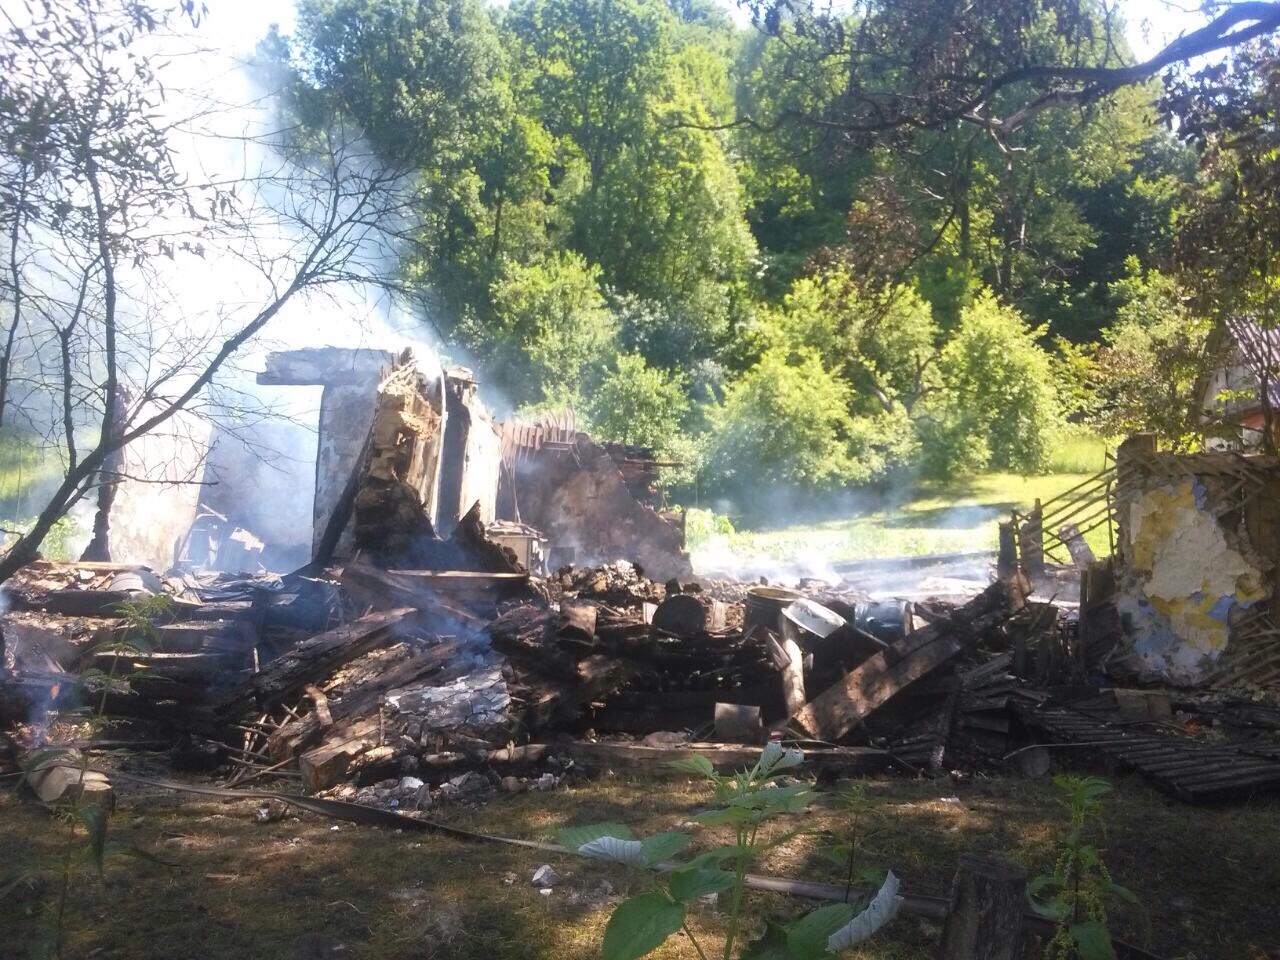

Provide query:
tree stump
left=938, top=852, right=1033, bottom=960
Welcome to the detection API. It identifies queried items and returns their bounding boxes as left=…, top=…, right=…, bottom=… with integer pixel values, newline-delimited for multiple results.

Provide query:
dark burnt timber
left=792, top=579, right=1026, bottom=742
left=1020, top=703, right=1280, bottom=802
left=221, top=607, right=416, bottom=718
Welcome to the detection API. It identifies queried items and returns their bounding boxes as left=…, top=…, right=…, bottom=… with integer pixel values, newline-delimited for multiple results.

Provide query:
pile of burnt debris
left=5, top=530, right=1280, bottom=814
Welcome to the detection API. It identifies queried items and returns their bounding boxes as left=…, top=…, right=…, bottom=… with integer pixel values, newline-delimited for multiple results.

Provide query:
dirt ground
left=1, top=764, right=1277, bottom=960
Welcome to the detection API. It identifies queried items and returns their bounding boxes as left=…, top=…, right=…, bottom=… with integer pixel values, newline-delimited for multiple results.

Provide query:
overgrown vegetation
left=248, top=0, right=1280, bottom=513
left=6, top=595, right=173, bottom=958
left=559, top=744, right=901, bottom=960
left=2, top=773, right=1277, bottom=959
left=1029, top=776, right=1142, bottom=960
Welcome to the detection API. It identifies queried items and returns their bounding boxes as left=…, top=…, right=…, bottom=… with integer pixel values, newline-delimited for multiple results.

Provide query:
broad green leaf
left=691, top=805, right=756, bottom=827
left=1069, top=921, right=1116, bottom=960
left=855, top=864, right=887, bottom=886
left=640, top=831, right=690, bottom=865
left=680, top=845, right=749, bottom=870
left=753, top=782, right=815, bottom=813
left=602, top=892, right=684, bottom=960
left=580, top=836, right=646, bottom=865
left=753, top=742, right=804, bottom=779
left=1077, top=778, right=1113, bottom=801
left=785, top=903, right=857, bottom=960
left=78, top=803, right=108, bottom=876
left=669, top=755, right=715, bottom=778
left=556, top=823, right=635, bottom=849
left=667, top=867, right=734, bottom=903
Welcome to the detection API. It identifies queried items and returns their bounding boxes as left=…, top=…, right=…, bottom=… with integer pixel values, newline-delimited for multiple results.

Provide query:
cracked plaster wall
left=1117, top=477, right=1268, bottom=685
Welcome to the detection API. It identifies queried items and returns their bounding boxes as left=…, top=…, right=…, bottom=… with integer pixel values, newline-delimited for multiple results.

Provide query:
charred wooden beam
left=793, top=581, right=1025, bottom=742
left=221, top=607, right=416, bottom=718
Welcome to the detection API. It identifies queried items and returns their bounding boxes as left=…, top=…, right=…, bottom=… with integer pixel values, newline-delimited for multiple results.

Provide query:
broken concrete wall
left=108, top=409, right=211, bottom=570
left=501, top=430, right=691, bottom=582
left=258, top=348, right=395, bottom=559
left=437, top=369, right=500, bottom=535
left=1114, top=441, right=1280, bottom=686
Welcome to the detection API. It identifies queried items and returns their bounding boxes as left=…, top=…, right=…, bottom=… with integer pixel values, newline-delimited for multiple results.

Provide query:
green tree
left=582, top=352, right=701, bottom=487
left=583, top=353, right=688, bottom=448
left=469, top=252, right=619, bottom=406
left=751, top=270, right=940, bottom=420
left=291, top=0, right=503, bottom=165
left=922, top=292, right=1060, bottom=478
left=506, top=0, right=669, bottom=193
left=706, top=348, right=860, bottom=495
left=1089, top=263, right=1217, bottom=448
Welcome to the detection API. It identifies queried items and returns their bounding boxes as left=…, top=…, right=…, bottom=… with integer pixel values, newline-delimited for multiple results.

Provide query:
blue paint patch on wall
left=1207, top=595, right=1236, bottom=620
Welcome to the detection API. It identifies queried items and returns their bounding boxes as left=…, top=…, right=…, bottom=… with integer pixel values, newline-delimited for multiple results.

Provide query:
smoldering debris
left=4, top=360, right=1280, bottom=814
left=6, top=541, right=1280, bottom=813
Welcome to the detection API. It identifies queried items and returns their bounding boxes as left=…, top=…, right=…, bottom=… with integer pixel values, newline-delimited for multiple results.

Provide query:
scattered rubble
left=5, top=424, right=1280, bottom=815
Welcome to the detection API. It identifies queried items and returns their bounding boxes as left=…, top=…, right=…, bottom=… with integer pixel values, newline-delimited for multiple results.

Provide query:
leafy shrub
left=559, top=744, right=902, bottom=960
left=583, top=353, right=689, bottom=449
left=683, top=507, right=735, bottom=549
left=705, top=347, right=863, bottom=495
left=923, top=291, right=1060, bottom=478
left=1029, top=775, right=1142, bottom=960
left=464, top=251, right=620, bottom=406
left=1090, top=263, right=1216, bottom=447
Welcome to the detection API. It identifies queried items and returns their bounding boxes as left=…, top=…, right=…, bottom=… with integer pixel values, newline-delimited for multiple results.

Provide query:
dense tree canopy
left=254, top=0, right=1280, bottom=512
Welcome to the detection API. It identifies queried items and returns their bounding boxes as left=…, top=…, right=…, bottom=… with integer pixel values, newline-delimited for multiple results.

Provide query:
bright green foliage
left=1028, top=776, right=1141, bottom=960
left=733, top=25, right=867, bottom=289
left=584, top=353, right=688, bottom=448
left=757, top=274, right=940, bottom=419
left=273, top=0, right=1231, bottom=498
left=560, top=743, right=899, bottom=960
left=707, top=348, right=861, bottom=492
left=582, top=353, right=698, bottom=486
left=471, top=252, right=618, bottom=406
left=923, top=292, right=1060, bottom=478
left=1090, top=264, right=1217, bottom=448
left=603, top=891, right=686, bottom=960
left=507, top=0, right=756, bottom=365
left=705, top=271, right=936, bottom=500
left=292, top=0, right=503, bottom=164
left=505, top=0, right=669, bottom=188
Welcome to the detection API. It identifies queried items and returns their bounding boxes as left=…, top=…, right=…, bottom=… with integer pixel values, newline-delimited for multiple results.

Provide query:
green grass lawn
left=690, top=470, right=1114, bottom=566
left=687, top=425, right=1116, bottom=565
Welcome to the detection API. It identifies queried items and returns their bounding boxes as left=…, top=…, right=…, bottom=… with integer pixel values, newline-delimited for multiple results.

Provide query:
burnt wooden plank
left=222, top=607, right=415, bottom=717
left=1022, top=705, right=1280, bottom=803
left=792, top=582, right=1022, bottom=742
left=793, top=633, right=963, bottom=741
